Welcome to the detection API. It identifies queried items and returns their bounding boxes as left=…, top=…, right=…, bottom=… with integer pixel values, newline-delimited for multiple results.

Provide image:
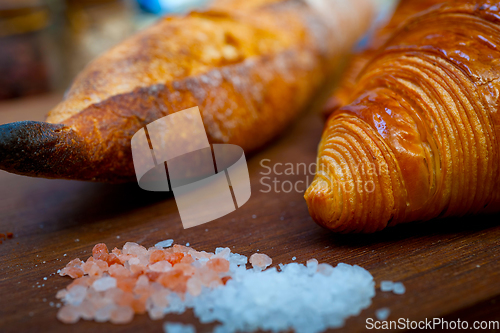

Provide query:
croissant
left=0, top=0, right=374, bottom=183
left=305, top=0, right=500, bottom=233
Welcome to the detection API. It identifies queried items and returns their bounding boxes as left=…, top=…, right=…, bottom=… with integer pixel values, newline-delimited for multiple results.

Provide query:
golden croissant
left=305, top=0, right=500, bottom=233
left=0, top=0, right=374, bottom=183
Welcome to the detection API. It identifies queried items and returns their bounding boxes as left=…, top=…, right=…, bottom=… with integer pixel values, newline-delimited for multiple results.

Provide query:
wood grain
left=0, top=94, right=499, bottom=333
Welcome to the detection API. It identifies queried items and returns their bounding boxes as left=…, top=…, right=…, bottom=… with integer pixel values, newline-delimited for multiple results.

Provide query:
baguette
left=0, top=0, right=375, bottom=182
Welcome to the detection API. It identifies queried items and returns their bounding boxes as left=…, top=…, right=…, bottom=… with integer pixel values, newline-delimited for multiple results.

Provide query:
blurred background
left=0, top=0, right=396, bottom=102
left=0, top=0, right=209, bottom=101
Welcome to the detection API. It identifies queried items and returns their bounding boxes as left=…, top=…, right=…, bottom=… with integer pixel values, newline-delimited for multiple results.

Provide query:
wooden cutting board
left=0, top=93, right=499, bottom=333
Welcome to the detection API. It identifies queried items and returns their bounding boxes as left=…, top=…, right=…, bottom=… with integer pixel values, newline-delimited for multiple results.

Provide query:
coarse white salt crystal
left=375, top=307, right=390, bottom=320
left=92, top=277, right=117, bottom=292
left=186, top=243, right=190, bottom=247
left=43, top=277, right=47, bottom=280
left=392, top=282, right=406, bottom=295
left=380, top=280, right=394, bottom=292
left=292, top=256, right=296, bottom=261
left=178, top=261, right=375, bottom=333
left=163, top=322, right=196, bottom=333
left=214, top=247, right=231, bottom=260
left=155, top=239, right=174, bottom=248
left=228, top=253, right=247, bottom=266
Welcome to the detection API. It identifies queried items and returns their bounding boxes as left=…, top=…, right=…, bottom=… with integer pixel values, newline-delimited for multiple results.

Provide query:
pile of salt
left=56, top=241, right=376, bottom=333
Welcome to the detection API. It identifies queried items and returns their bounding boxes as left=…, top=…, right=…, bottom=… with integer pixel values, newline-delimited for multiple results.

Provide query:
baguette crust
left=0, top=0, right=374, bottom=182
left=305, top=0, right=500, bottom=232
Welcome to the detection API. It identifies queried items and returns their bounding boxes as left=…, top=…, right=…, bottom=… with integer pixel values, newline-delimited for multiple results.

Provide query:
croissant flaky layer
left=305, top=0, right=500, bottom=233
left=0, top=0, right=374, bottom=182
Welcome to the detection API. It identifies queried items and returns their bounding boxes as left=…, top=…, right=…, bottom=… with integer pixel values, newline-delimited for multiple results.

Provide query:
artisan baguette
left=305, top=0, right=500, bottom=232
left=0, top=0, right=375, bottom=182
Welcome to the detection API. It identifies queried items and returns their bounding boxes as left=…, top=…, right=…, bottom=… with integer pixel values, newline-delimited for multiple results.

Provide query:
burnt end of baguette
left=0, top=121, right=92, bottom=181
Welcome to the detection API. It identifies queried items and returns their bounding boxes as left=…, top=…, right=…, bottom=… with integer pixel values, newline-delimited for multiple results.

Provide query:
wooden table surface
left=0, top=93, right=499, bottom=333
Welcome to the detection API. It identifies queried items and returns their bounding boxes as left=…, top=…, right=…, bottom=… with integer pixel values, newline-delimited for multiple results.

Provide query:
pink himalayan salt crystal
left=133, top=275, right=150, bottom=295
left=186, top=275, right=202, bottom=296
left=95, top=304, right=115, bottom=322
left=188, top=249, right=213, bottom=260
left=122, top=242, right=148, bottom=256
left=172, top=244, right=192, bottom=253
left=197, top=266, right=222, bottom=288
left=55, top=240, right=240, bottom=325
left=67, top=275, right=96, bottom=290
left=56, top=289, right=67, bottom=299
left=173, top=263, right=196, bottom=276
left=59, top=259, right=84, bottom=278
left=148, top=261, right=172, bottom=272
left=92, top=243, right=109, bottom=262
left=109, top=263, right=131, bottom=277
left=249, top=253, right=272, bottom=270
left=92, top=276, right=117, bottom=292
left=110, top=305, right=134, bottom=324
left=57, top=304, right=81, bottom=323
left=157, top=270, right=190, bottom=293
left=206, top=258, right=230, bottom=273
left=82, top=257, right=109, bottom=277
left=78, top=299, right=97, bottom=320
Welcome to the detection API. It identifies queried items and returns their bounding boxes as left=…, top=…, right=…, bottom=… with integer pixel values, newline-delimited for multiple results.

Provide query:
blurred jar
left=0, top=0, right=51, bottom=100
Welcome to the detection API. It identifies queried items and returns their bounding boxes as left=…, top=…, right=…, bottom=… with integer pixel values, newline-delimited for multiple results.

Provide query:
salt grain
left=380, top=280, right=394, bottom=292
left=155, top=239, right=174, bottom=248
left=375, top=307, right=390, bottom=320
left=163, top=322, right=196, bottom=333
left=92, top=277, right=117, bottom=292
left=249, top=253, right=272, bottom=270
left=392, top=282, right=406, bottom=295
